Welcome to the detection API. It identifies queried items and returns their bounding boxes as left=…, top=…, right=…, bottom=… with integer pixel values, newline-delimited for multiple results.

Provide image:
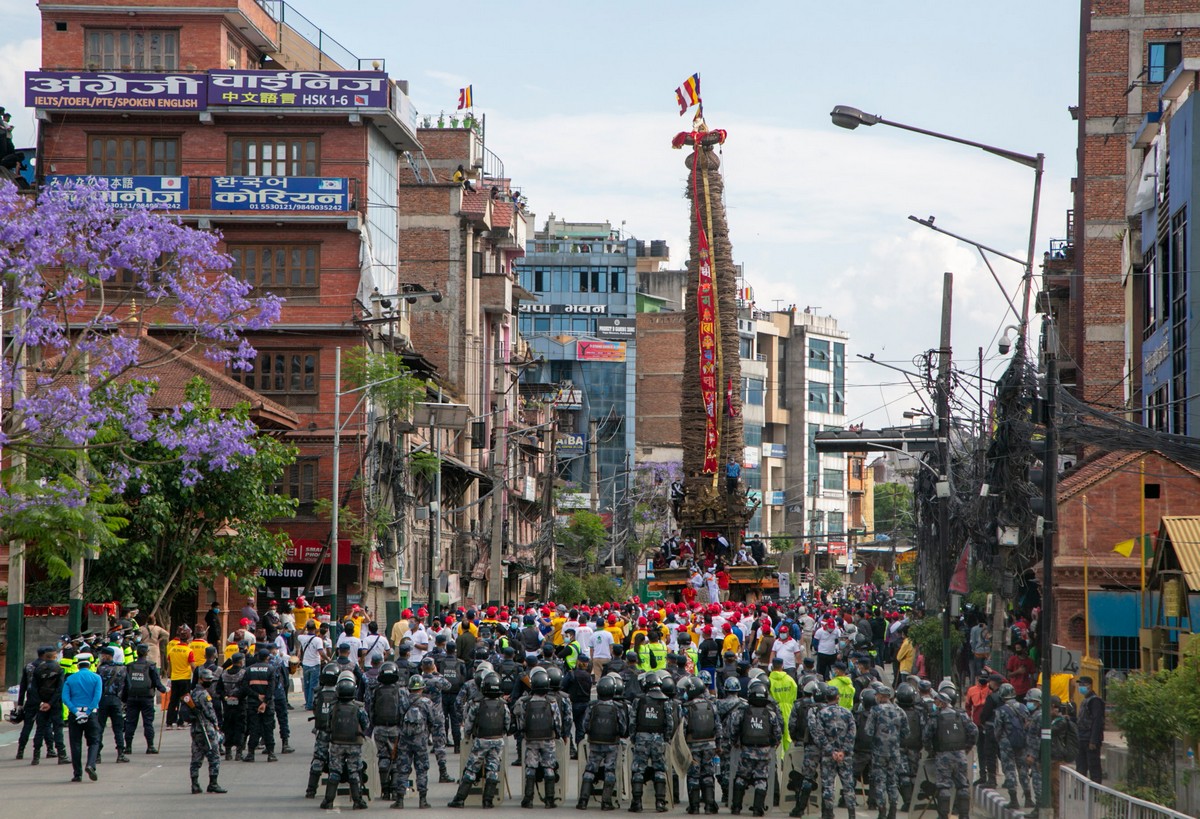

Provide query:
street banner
left=211, top=176, right=349, bottom=211
left=26, top=71, right=206, bottom=110
left=46, top=175, right=189, bottom=210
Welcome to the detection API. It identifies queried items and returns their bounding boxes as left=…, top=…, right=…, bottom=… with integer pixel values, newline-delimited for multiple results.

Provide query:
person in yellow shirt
left=721, top=622, right=741, bottom=656
left=165, top=626, right=196, bottom=729
left=550, top=606, right=567, bottom=646
left=293, top=596, right=313, bottom=634
left=603, top=613, right=625, bottom=647
left=348, top=605, right=367, bottom=638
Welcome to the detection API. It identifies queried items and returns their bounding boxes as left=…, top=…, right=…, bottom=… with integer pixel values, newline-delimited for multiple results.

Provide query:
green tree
left=583, top=574, right=624, bottom=604
left=559, top=510, right=609, bottom=566
left=550, top=569, right=585, bottom=606
left=907, top=615, right=963, bottom=683
left=85, top=379, right=298, bottom=620
left=818, top=568, right=844, bottom=594
left=874, top=482, right=915, bottom=540
left=871, top=567, right=889, bottom=587
left=1167, top=641, right=1200, bottom=759
left=1109, top=671, right=1178, bottom=805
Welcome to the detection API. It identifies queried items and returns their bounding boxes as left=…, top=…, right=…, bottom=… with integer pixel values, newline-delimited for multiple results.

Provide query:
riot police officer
left=449, top=671, right=510, bottom=809
left=578, top=673, right=628, bottom=811
left=305, top=663, right=340, bottom=799
left=367, top=660, right=408, bottom=803
left=322, top=673, right=369, bottom=810
left=94, top=646, right=129, bottom=764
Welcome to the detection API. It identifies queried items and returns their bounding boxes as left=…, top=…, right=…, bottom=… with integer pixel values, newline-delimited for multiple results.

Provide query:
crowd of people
left=9, top=587, right=1101, bottom=816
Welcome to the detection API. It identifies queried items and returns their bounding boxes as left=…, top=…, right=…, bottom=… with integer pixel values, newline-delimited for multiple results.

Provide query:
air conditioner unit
left=414, top=507, right=430, bottom=521
left=383, top=569, right=399, bottom=589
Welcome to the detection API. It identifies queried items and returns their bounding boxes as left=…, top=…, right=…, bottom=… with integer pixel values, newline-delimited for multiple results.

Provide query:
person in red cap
left=347, top=605, right=366, bottom=639
left=390, top=609, right=412, bottom=646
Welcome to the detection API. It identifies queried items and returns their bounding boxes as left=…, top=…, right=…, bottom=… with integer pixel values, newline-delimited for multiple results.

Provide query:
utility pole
left=589, top=417, right=599, bottom=515
left=540, top=415, right=559, bottom=599
left=5, top=302, right=26, bottom=686
left=1038, top=317, right=1059, bottom=816
left=936, top=272, right=954, bottom=681
left=488, top=412, right=506, bottom=608
left=807, top=475, right=819, bottom=597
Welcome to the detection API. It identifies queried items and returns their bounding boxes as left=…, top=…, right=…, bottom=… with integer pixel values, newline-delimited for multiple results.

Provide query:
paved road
left=0, top=693, right=936, bottom=816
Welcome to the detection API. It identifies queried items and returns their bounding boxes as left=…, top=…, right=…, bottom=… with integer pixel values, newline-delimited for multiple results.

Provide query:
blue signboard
left=46, top=175, right=189, bottom=210
left=211, top=176, right=349, bottom=211
left=557, top=432, right=586, bottom=456
left=1143, top=326, right=1171, bottom=395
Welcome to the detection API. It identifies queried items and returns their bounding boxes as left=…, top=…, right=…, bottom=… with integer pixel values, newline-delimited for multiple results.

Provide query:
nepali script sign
left=206, top=70, right=389, bottom=108
left=46, top=176, right=189, bottom=210
left=211, top=176, right=350, bottom=211
left=26, top=72, right=206, bottom=110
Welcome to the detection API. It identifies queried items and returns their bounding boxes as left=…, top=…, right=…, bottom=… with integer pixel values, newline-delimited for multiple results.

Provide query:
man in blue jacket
left=63, top=652, right=103, bottom=782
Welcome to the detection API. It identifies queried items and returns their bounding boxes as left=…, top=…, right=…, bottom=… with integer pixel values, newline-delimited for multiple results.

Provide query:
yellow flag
left=1113, top=539, right=1135, bottom=558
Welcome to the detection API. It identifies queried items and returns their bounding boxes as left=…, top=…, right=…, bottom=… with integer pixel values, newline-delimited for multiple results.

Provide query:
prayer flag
left=1112, top=539, right=1135, bottom=558
left=457, top=85, right=473, bottom=110
left=675, top=73, right=701, bottom=115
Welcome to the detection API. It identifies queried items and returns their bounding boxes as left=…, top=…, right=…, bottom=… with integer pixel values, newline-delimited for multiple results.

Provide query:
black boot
left=390, top=792, right=404, bottom=809
left=602, top=782, right=616, bottom=811
left=440, top=759, right=456, bottom=783
left=1007, top=789, right=1019, bottom=809
left=820, top=802, right=835, bottom=819
left=704, top=783, right=717, bottom=814
left=482, top=779, right=498, bottom=808
left=1024, top=790, right=1035, bottom=808
left=731, top=782, right=746, bottom=815
left=935, top=793, right=951, bottom=819
left=192, top=776, right=202, bottom=794
left=579, top=776, right=595, bottom=810
left=418, top=789, right=430, bottom=808
left=242, top=751, right=254, bottom=763
left=30, top=749, right=39, bottom=766
left=545, top=775, right=558, bottom=808
left=887, top=801, right=897, bottom=819
left=450, top=777, right=473, bottom=808
left=116, top=750, right=129, bottom=763
left=208, top=776, right=227, bottom=794
left=899, top=782, right=913, bottom=812
left=752, top=789, right=767, bottom=817
left=350, top=780, right=367, bottom=809
left=846, top=806, right=856, bottom=819
left=321, top=778, right=339, bottom=809
left=630, top=782, right=644, bottom=813
left=522, top=774, right=537, bottom=808
left=306, top=770, right=321, bottom=798
left=688, top=788, right=701, bottom=815
left=654, top=781, right=668, bottom=813
left=224, top=747, right=232, bottom=761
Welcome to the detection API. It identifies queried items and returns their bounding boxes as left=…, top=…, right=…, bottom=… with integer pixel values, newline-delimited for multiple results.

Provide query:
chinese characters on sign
left=46, top=176, right=189, bottom=210
left=211, top=176, right=350, bottom=211
left=206, top=70, right=389, bottom=108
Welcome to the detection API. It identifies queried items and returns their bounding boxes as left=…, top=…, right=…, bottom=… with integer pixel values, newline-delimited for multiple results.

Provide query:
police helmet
left=230, top=652, right=246, bottom=665
left=640, top=672, right=662, bottom=690
left=859, top=687, right=877, bottom=709
left=336, top=676, right=357, bottom=701
left=678, top=633, right=692, bottom=645
left=895, top=683, right=918, bottom=707
left=723, top=650, right=738, bottom=662
left=1026, top=687, right=1043, bottom=705
left=747, top=667, right=767, bottom=682
left=409, top=674, right=426, bottom=691
left=379, top=661, right=400, bottom=685
left=197, top=667, right=216, bottom=682
left=875, top=685, right=894, bottom=700
left=659, top=675, right=677, bottom=699
left=724, top=676, right=743, bottom=695
left=917, top=680, right=933, bottom=694
left=605, top=672, right=625, bottom=697
left=625, top=650, right=640, bottom=663
left=319, top=663, right=340, bottom=687
left=802, top=680, right=821, bottom=698
left=597, top=676, right=618, bottom=701
left=747, top=681, right=770, bottom=707
left=482, top=672, right=503, bottom=698
left=530, top=668, right=550, bottom=693
left=823, top=685, right=841, bottom=703
left=998, top=683, right=1016, bottom=701
left=937, top=680, right=957, bottom=697
left=473, top=647, right=490, bottom=661
left=545, top=666, right=563, bottom=688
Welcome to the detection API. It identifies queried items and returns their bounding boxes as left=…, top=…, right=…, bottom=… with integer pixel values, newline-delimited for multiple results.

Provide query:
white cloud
left=0, top=38, right=40, bottom=147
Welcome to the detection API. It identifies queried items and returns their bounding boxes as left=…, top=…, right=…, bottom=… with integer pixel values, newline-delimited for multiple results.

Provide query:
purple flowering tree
left=0, top=178, right=283, bottom=569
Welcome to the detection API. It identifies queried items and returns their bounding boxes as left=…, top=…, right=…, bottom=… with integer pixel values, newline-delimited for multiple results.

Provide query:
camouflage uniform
left=455, top=678, right=483, bottom=718
left=728, top=700, right=784, bottom=805
left=922, top=706, right=978, bottom=819
left=994, top=701, right=1033, bottom=804
left=366, top=682, right=410, bottom=799
left=188, top=684, right=221, bottom=783
left=512, top=693, right=563, bottom=780
left=394, top=694, right=437, bottom=796
left=581, top=699, right=628, bottom=787
left=809, top=702, right=857, bottom=814
left=683, top=695, right=723, bottom=795
left=630, top=697, right=676, bottom=787
left=328, top=705, right=370, bottom=785
left=460, top=697, right=510, bottom=785
left=864, top=701, right=909, bottom=813
left=421, top=670, right=452, bottom=769
left=716, top=694, right=743, bottom=801
left=898, top=705, right=926, bottom=809
left=1025, top=706, right=1041, bottom=802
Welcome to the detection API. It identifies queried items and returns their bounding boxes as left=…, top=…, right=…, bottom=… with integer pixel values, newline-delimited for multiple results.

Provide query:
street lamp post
left=831, top=103, right=1051, bottom=815
left=412, top=401, right=470, bottom=620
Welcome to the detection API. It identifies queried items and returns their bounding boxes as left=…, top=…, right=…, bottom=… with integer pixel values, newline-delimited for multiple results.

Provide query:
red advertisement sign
left=697, top=229, right=720, bottom=474
left=286, top=537, right=351, bottom=565
left=577, top=340, right=627, bottom=362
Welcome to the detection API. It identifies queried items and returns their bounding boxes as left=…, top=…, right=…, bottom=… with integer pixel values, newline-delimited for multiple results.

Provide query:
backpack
left=1004, top=706, right=1027, bottom=751
left=34, top=661, right=61, bottom=700
left=933, top=708, right=970, bottom=752
left=401, top=700, right=428, bottom=738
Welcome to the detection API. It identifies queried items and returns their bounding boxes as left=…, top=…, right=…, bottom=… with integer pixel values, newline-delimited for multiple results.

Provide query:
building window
left=809, top=338, right=830, bottom=370
left=272, top=457, right=318, bottom=515
left=1149, top=42, right=1182, bottom=84
left=827, top=511, right=845, bottom=534
left=226, top=40, right=241, bottom=70
left=808, top=510, right=824, bottom=537
left=851, top=458, right=863, bottom=480
left=743, top=377, right=765, bottom=406
left=808, top=382, right=829, bottom=412
left=233, top=350, right=319, bottom=405
left=85, top=29, right=179, bottom=70
left=228, top=244, right=319, bottom=291
left=89, top=135, right=179, bottom=176
left=739, top=337, right=753, bottom=359
left=832, top=388, right=845, bottom=415
left=823, top=468, right=844, bottom=491
left=228, top=136, right=319, bottom=176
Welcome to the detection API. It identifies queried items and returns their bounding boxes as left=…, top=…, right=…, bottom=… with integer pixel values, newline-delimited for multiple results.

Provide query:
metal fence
left=1060, top=765, right=1192, bottom=819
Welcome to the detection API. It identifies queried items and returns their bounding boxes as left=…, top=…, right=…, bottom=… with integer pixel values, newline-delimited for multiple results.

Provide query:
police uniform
left=922, top=703, right=978, bottom=819
left=421, top=667, right=454, bottom=780
left=367, top=679, right=409, bottom=801
left=238, top=655, right=277, bottom=760
left=579, top=693, right=628, bottom=809
left=898, top=703, right=926, bottom=810
left=729, top=698, right=784, bottom=816
left=716, top=690, right=743, bottom=805
left=123, top=652, right=165, bottom=753
left=512, top=691, right=565, bottom=808
left=216, top=663, right=246, bottom=759
left=995, top=700, right=1034, bottom=808
left=787, top=689, right=820, bottom=816
left=864, top=700, right=909, bottom=818
left=629, top=691, right=676, bottom=812
left=682, top=692, right=722, bottom=813
left=809, top=700, right=857, bottom=818
left=187, top=681, right=224, bottom=793
left=392, top=690, right=438, bottom=808
left=306, top=678, right=339, bottom=798
left=323, top=695, right=370, bottom=809
left=438, top=653, right=467, bottom=752
left=454, top=693, right=511, bottom=807
left=94, top=651, right=129, bottom=763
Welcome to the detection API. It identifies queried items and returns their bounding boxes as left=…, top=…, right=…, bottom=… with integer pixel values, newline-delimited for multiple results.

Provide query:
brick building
left=1053, top=449, right=1200, bottom=671
left=26, top=0, right=424, bottom=631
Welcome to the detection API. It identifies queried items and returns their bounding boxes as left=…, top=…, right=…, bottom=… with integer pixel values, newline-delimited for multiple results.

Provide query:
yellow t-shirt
left=722, top=633, right=741, bottom=655
left=349, top=614, right=366, bottom=638
left=294, top=606, right=313, bottom=633
left=189, top=638, right=211, bottom=663
left=166, top=640, right=194, bottom=681
left=551, top=616, right=567, bottom=646
left=604, top=624, right=625, bottom=646
left=223, top=642, right=239, bottom=662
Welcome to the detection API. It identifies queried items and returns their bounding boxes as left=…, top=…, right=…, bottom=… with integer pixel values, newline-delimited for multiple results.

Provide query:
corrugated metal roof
left=1157, top=516, right=1200, bottom=590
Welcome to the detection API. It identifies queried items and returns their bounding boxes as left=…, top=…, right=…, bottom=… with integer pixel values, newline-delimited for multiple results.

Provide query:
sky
left=0, top=0, right=1082, bottom=430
